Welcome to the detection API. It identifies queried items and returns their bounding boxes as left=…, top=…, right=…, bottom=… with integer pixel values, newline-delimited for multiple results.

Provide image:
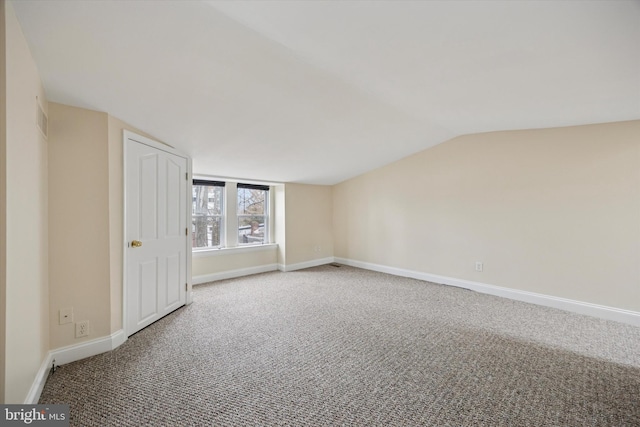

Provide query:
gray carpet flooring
left=39, top=265, right=640, bottom=426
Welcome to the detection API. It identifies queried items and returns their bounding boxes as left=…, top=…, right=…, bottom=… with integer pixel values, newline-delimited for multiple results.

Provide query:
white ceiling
left=12, top=0, right=640, bottom=185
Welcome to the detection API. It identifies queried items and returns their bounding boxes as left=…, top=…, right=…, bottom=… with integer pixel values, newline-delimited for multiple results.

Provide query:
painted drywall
left=48, top=103, right=110, bottom=350
left=283, top=183, right=333, bottom=266
left=50, top=107, right=163, bottom=346
left=0, top=0, right=7, bottom=404
left=4, top=0, right=49, bottom=403
left=107, top=116, right=125, bottom=334
left=192, top=248, right=277, bottom=277
left=274, top=184, right=286, bottom=266
left=333, top=120, right=640, bottom=312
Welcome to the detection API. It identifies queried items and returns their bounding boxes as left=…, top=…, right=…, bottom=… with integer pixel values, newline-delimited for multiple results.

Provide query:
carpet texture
left=39, top=265, right=640, bottom=426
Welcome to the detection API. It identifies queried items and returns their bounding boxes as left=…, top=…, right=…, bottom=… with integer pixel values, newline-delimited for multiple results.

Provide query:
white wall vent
left=36, top=96, right=48, bottom=139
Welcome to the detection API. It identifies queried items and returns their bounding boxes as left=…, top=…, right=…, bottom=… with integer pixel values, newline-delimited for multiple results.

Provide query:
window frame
left=191, top=178, right=273, bottom=252
left=191, top=179, right=225, bottom=250
left=237, top=183, right=270, bottom=246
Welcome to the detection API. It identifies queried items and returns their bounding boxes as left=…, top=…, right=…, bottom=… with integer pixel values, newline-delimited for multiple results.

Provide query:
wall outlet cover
left=75, top=320, right=90, bottom=338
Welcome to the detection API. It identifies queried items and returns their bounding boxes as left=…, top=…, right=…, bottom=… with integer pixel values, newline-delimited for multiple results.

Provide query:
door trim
left=122, top=130, right=193, bottom=337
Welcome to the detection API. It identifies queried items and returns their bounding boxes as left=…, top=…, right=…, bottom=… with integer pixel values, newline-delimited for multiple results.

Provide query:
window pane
left=192, top=216, right=222, bottom=248
left=238, top=186, right=268, bottom=245
left=238, top=215, right=265, bottom=244
left=237, top=188, right=265, bottom=215
left=192, top=183, right=224, bottom=248
left=193, top=184, right=223, bottom=216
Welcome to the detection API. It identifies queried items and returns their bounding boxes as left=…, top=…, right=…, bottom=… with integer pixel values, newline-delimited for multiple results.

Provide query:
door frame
left=122, top=130, right=193, bottom=337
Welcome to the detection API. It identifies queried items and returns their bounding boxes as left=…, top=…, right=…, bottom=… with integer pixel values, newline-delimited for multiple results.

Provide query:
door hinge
left=185, top=283, right=188, bottom=291
left=185, top=228, right=188, bottom=236
left=186, top=172, right=188, bottom=180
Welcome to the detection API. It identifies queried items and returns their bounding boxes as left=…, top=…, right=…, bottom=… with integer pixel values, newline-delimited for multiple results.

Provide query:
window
left=192, top=179, right=272, bottom=251
left=237, top=183, right=269, bottom=245
left=192, top=180, right=224, bottom=248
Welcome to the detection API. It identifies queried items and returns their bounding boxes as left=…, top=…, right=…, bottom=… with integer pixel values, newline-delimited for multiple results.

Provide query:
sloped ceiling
left=12, top=0, right=640, bottom=184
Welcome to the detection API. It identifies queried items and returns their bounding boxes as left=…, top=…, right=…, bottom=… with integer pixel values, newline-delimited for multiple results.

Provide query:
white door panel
left=166, top=158, right=182, bottom=238
left=139, top=153, right=159, bottom=240
left=166, top=253, right=181, bottom=306
left=138, top=259, right=158, bottom=322
left=126, top=136, right=188, bottom=336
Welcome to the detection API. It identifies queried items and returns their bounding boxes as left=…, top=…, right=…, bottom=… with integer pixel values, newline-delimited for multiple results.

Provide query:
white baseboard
left=24, top=352, right=54, bottom=404
left=278, top=257, right=335, bottom=272
left=25, top=329, right=126, bottom=404
left=50, top=329, right=126, bottom=366
left=192, top=258, right=335, bottom=283
left=334, top=257, right=640, bottom=327
left=192, top=263, right=278, bottom=285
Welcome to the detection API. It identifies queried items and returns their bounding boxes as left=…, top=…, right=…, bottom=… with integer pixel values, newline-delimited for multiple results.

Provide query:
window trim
left=192, top=180, right=225, bottom=249
left=192, top=177, right=274, bottom=251
left=237, top=183, right=269, bottom=247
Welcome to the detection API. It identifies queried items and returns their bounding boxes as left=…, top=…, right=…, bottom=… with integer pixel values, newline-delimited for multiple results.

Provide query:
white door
left=125, top=135, right=189, bottom=336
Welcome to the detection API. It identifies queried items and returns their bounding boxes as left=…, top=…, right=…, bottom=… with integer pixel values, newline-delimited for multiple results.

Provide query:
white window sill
left=192, top=243, right=278, bottom=258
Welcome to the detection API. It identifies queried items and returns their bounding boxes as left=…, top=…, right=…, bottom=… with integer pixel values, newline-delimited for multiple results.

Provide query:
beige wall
left=48, top=104, right=110, bottom=349
left=49, top=107, right=161, bottom=347
left=4, top=1, right=49, bottom=403
left=192, top=249, right=277, bottom=277
left=334, top=120, right=640, bottom=312
left=274, top=184, right=286, bottom=266
left=283, top=183, right=333, bottom=266
left=107, top=117, right=123, bottom=333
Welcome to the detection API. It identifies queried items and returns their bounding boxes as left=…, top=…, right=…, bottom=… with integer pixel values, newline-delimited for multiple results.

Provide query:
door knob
left=131, top=240, right=143, bottom=247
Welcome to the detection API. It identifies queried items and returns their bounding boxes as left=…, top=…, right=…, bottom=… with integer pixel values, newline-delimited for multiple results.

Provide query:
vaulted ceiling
left=12, top=0, right=640, bottom=184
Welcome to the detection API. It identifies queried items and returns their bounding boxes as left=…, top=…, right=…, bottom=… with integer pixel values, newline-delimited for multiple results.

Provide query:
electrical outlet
left=75, top=320, right=90, bottom=338
left=314, top=245, right=321, bottom=252
left=475, top=261, right=483, bottom=272
left=59, top=308, right=73, bottom=325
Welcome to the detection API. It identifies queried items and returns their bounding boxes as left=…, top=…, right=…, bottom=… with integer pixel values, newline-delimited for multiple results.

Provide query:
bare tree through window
left=237, top=184, right=268, bottom=245
left=192, top=180, right=224, bottom=248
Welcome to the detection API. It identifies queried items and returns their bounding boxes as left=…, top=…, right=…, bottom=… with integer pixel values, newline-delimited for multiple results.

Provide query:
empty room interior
left=1, top=0, right=639, bottom=425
